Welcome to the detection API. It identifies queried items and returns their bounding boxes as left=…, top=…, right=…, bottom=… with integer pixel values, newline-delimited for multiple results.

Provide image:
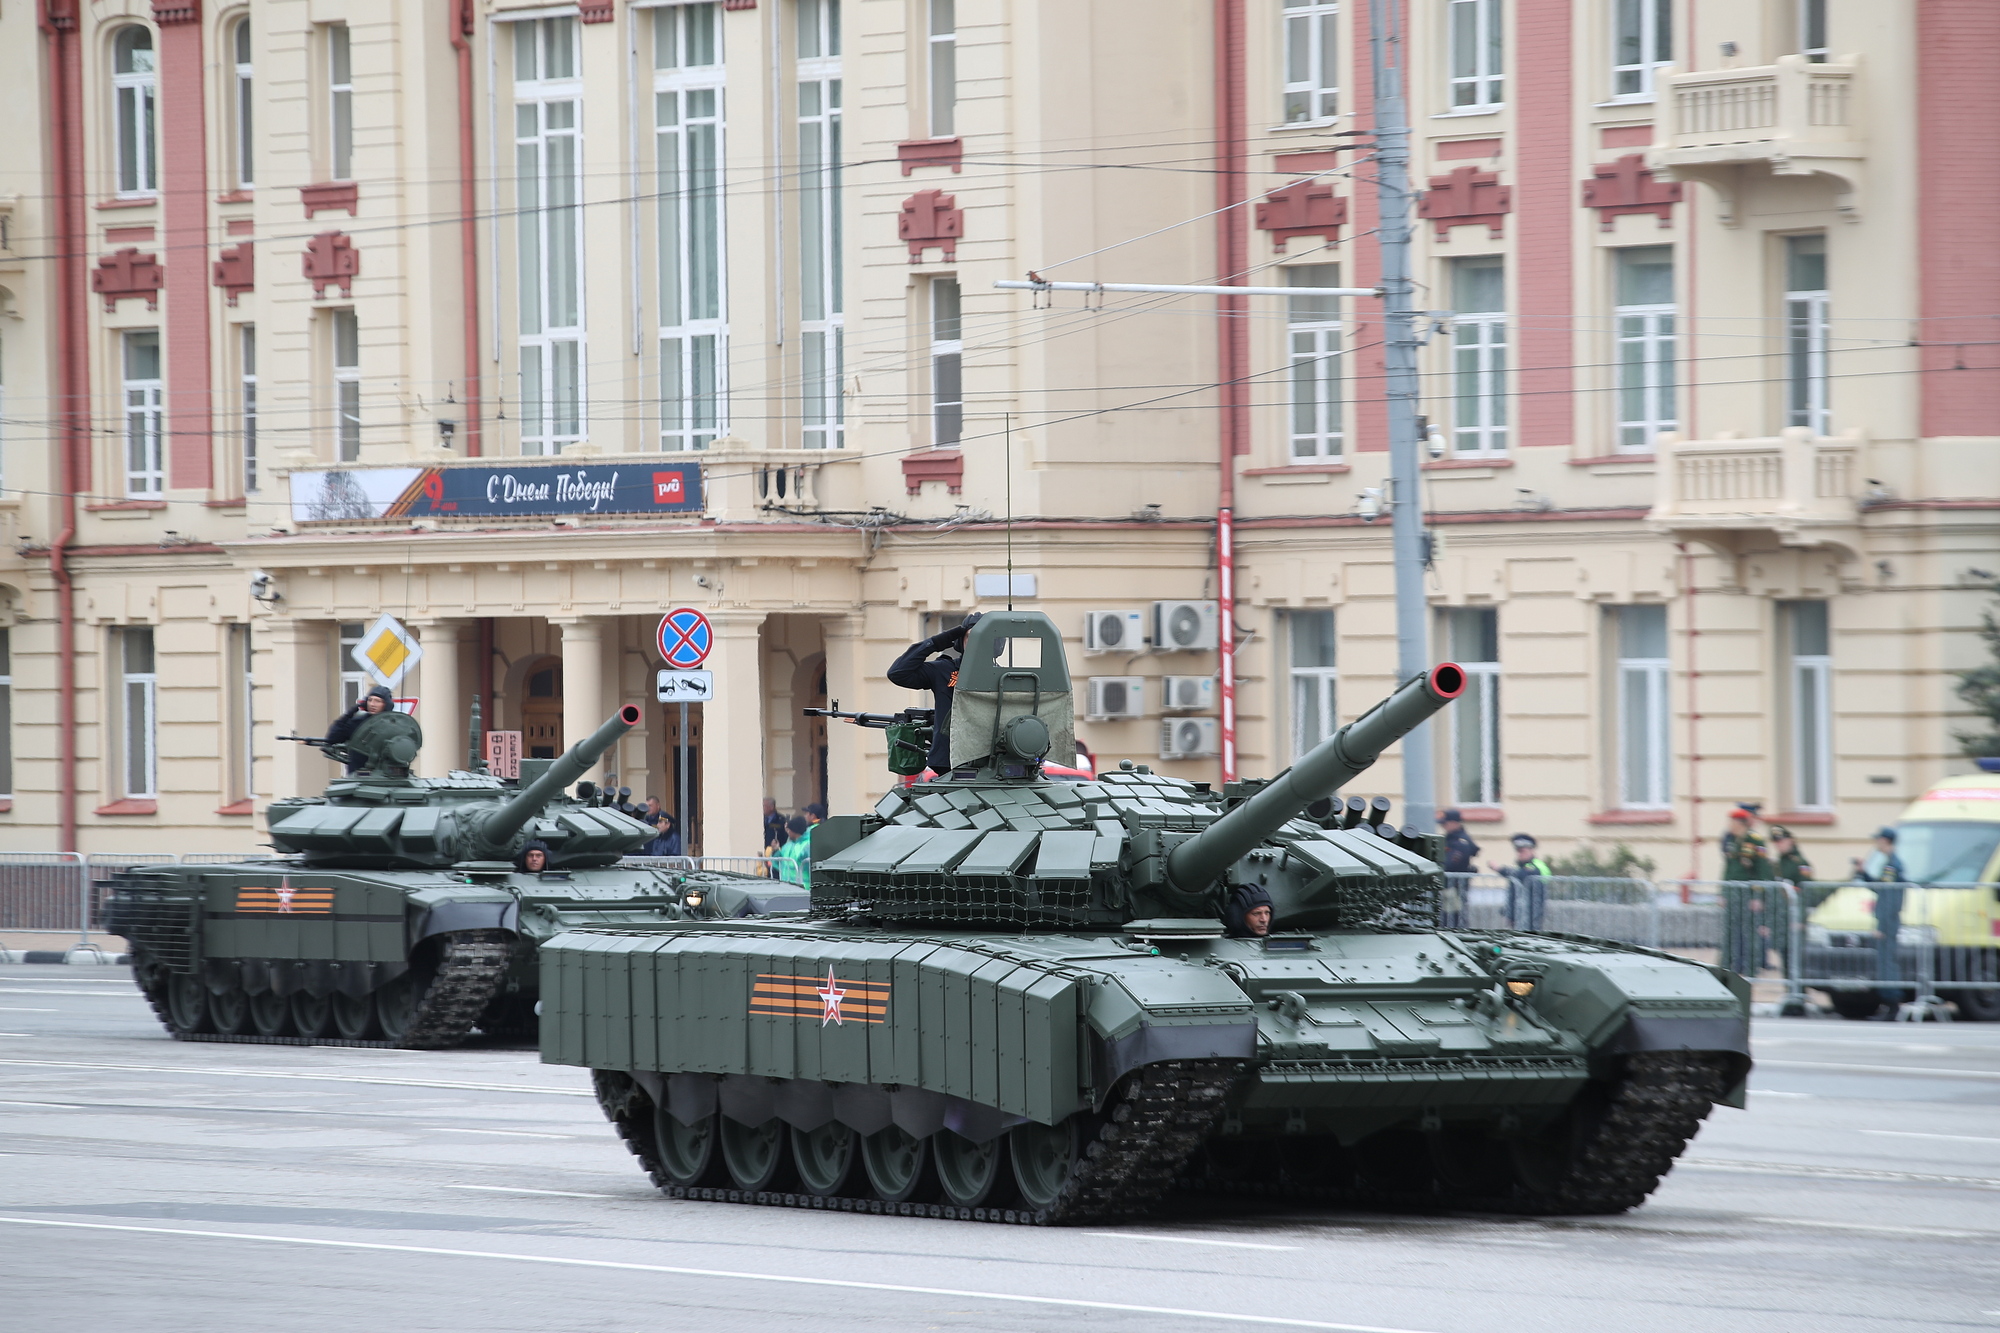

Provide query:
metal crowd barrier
left=622, top=855, right=783, bottom=878
left=1786, top=881, right=1998, bottom=1022
left=1442, top=873, right=1763, bottom=951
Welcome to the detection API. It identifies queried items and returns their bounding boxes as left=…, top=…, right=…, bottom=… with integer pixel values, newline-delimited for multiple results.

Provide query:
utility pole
left=1371, top=0, right=1437, bottom=831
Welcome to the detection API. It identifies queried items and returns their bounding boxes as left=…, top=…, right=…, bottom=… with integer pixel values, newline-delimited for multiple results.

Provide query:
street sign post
left=353, top=614, right=425, bottom=692
left=656, top=609, right=715, bottom=857
left=655, top=669, right=714, bottom=702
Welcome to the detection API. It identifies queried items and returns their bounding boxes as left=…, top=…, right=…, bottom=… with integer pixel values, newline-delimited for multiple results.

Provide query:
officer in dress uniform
left=1720, top=807, right=1774, bottom=976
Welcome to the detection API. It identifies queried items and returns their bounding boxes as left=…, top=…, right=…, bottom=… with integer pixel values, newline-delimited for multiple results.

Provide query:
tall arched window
left=113, top=27, right=158, bottom=196
left=232, top=17, right=254, bottom=188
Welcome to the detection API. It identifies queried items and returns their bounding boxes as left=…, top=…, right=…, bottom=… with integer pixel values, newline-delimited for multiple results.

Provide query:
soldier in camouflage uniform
left=1720, top=807, right=1774, bottom=976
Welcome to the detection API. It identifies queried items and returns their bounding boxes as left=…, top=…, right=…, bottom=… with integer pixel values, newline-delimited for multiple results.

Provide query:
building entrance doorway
left=522, top=657, right=563, bottom=758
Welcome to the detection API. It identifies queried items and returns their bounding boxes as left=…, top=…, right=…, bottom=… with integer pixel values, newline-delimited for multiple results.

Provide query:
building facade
left=1, top=0, right=1993, bottom=868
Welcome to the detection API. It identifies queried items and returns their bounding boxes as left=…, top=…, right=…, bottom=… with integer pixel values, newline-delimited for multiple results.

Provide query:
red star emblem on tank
left=274, top=877, right=296, bottom=914
left=816, top=966, right=847, bottom=1026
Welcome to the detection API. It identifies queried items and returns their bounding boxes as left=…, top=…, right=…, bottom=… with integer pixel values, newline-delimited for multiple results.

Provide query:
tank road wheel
left=248, top=989, right=293, bottom=1038
left=719, top=1118, right=795, bottom=1194
left=654, top=1105, right=728, bottom=1189
left=375, top=974, right=422, bottom=1045
left=790, top=1122, right=860, bottom=1198
left=208, top=986, right=253, bottom=1036
left=1826, top=989, right=1885, bottom=1020
left=861, top=1126, right=937, bottom=1205
left=290, top=990, right=335, bottom=1039
left=1008, top=1117, right=1083, bottom=1215
left=130, top=948, right=167, bottom=1002
left=165, top=974, right=213, bottom=1034
left=1507, top=1052, right=1728, bottom=1215
left=934, top=1131, right=1013, bottom=1209
left=331, top=990, right=379, bottom=1041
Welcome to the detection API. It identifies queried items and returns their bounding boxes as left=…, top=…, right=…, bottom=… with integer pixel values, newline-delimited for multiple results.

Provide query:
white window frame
left=1614, top=606, right=1671, bottom=810
left=122, top=331, right=164, bottom=498
left=1288, top=610, right=1338, bottom=762
left=515, top=17, right=587, bottom=456
left=0, top=628, right=13, bottom=800
left=239, top=325, right=258, bottom=492
left=930, top=277, right=962, bottom=447
left=112, top=27, right=158, bottom=197
left=799, top=0, right=843, bottom=449
left=1282, top=0, right=1340, bottom=125
left=332, top=309, right=360, bottom=461
left=1287, top=268, right=1343, bottom=461
left=928, top=0, right=956, bottom=138
left=654, top=4, right=726, bottom=453
left=233, top=18, right=254, bottom=188
left=1445, top=607, right=1500, bottom=807
left=1614, top=248, right=1676, bottom=454
left=1799, top=0, right=1828, bottom=62
left=121, top=627, right=158, bottom=800
left=1448, top=0, right=1504, bottom=111
left=1451, top=260, right=1508, bottom=457
left=1786, top=601, right=1833, bottom=812
left=328, top=22, right=354, bottom=181
left=1785, top=284, right=1830, bottom=436
left=1610, top=0, right=1671, bottom=102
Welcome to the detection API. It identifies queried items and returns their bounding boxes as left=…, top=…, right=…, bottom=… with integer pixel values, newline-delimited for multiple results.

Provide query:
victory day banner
left=291, top=461, right=702, bottom=523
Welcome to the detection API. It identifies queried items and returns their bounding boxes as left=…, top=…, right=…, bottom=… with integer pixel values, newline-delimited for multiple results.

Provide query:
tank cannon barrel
left=474, top=705, right=643, bottom=851
left=1165, top=664, right=1465, bottom=895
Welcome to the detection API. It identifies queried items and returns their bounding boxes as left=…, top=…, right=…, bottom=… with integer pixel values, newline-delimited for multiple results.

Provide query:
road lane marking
left=447, top=1184, right=622, bottom=1200
left=0, top=1100, right=86, bottom=1109
left=0, top=1057, right=592, bottom=1097
left=0, top=988, right=134, bottom=996
left=1746, top=1090, right=1813, bottom=1098
left=0, top=1008, right=57, bottom=1012
left=1085, top=1232, right=1301, bottom=1252
left=1862, top=1130, right=2000, bottom=1146
left=1688, top=1152, right=2000, bottom=1184
left=433, top=1128, right=574, bottom=1140
left=1747, top=1216, right=1988, bottom=1240
left=1755, top=1059, right=2000, bottom=1082
left=0, top=1216, right=1441, bottom=1333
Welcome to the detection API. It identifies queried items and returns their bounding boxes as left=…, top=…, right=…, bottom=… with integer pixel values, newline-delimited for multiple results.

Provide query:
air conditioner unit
left=1084, top=609, right=1145, bottom=654
left=1086, top=676, right=1147, bottom=721
left=1160, top=717, right=1219, bottom=760
left=1152, top=600, right=1219, bottom=652
left=1160, top=675, right=1215, bottom=712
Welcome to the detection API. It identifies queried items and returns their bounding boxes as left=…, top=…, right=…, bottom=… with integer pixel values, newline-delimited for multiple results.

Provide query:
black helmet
left=1223, top=882, right=1275, bottom=937
left=515, top=838, right=553, bottom=872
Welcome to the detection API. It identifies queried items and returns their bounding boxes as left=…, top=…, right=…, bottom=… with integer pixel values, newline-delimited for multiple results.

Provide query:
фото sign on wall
left=291, top=462, right=702, bottom=522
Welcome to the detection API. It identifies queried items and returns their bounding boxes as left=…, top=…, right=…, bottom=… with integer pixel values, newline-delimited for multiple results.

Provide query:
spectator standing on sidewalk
left=1720, top=808, right=1774, bottom=976
left=1493, top=834, right=1551, bottom=932
left=1438, top=810, right=1480, bottom=929
left=774, top=814, right=813, bottom=887
left=1853, top=827, right=1907, bottom=1012
left=761, top=797, right=788, bottom=857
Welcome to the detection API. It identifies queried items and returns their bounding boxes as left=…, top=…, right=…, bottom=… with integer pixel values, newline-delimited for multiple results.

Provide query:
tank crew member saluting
left=887, top=612, right=983, bottom=774
left=324, top=686, right=395, bottom=773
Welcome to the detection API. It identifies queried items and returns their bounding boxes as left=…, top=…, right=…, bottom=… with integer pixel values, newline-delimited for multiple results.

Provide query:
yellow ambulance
left=1802, top=761, right=2000, bottom=1021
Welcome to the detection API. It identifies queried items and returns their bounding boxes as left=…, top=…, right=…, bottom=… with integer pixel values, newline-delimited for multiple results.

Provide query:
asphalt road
left=1, top=963, right=1996, bottom=1333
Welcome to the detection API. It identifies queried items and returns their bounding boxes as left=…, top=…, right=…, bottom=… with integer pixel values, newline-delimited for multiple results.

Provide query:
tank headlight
left=1504, top=980, right=1536, bottom=998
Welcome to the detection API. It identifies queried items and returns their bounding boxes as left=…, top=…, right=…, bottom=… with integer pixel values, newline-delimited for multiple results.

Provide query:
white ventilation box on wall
left=1160, top=675, right=1215, bottom=712
left=1084, top=609, right=1145, bottom=654
left=1152, top=600, right=1219, bottom=651
left=1086, top=676, right=1146, bottom=720
left=1160, top=717, right=1219, bottom=759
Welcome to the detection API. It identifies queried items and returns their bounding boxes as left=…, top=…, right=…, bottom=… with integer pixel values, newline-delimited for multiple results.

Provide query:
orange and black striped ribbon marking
left=234, top=885, right=336, bottom=915
left=749, top=971, right=890, bottom=1026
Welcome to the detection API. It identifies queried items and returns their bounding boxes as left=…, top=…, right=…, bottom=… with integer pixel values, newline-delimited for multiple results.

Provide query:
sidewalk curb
left=0, top=949, right=129, bottom=965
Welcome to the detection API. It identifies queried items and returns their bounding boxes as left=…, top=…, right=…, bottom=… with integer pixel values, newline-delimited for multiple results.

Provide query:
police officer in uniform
left=887, top=612, right=982, bottom=775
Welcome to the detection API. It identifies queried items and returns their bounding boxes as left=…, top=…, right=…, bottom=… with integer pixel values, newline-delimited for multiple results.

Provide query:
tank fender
left=409, top=887, right=520, bottom=942
left=1525, top=952, right=1751, bottom=1107
left=1081, top=958, right=1258, bottom=1103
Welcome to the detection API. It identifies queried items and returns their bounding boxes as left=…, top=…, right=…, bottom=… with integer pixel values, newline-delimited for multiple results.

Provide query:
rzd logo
left=652, top=472, right=684, bottom=503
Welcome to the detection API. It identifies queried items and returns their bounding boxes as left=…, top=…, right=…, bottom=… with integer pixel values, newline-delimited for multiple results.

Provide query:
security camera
left=1426, top=426, right=1448, bottom=460
left=1356, top=488, right=1383, bottom=523
left=250, top=570, right=281, bottom=603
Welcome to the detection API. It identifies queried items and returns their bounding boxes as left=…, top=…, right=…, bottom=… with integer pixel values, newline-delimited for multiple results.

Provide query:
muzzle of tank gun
left=1164, top=663, right=1466, bottom=897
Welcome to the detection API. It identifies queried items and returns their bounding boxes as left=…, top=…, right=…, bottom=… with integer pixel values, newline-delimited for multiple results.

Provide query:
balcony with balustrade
left=1650, top=55, right=1866, bottom=222
left=1647, top=428, right=1867, bottom=555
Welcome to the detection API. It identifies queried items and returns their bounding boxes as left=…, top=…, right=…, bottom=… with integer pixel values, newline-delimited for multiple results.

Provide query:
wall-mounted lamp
left=437, top=419, right=458, bottom=449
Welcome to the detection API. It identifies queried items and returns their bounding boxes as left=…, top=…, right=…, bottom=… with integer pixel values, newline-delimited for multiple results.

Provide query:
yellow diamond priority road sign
left=353, top=614, right=425, bottom=691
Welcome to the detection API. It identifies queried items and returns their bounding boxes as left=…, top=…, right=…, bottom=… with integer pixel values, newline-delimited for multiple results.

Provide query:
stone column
left=820, top=614, right=872, bottom=816
left=411, top=620, right=463, bottom=777
left=699, top=611, right=766, bottom=857
left=265, top=618, right=331, bottom=801
left=554, top=617, right=606, bottom=770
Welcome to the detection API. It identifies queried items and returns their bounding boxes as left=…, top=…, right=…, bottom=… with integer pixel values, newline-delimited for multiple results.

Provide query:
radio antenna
left=1005, top=413, right=1014, bottom=610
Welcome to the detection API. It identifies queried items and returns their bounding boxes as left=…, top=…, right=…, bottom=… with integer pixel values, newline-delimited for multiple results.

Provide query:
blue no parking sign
left=657, top=608, right=714, bottom=669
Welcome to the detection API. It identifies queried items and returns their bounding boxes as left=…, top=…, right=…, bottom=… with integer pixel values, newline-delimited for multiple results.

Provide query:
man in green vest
left=774, top=814, right=813, bottom=888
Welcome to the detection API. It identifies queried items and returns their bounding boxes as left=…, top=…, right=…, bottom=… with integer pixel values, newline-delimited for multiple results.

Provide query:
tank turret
left=267, top=705, right=652, bottom=869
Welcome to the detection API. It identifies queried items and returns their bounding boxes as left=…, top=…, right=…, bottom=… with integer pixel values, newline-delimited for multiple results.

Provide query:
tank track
left=130, top=930, right=514, bottom=1051
left=593, top=1059, right=1245, bottom=1226
left=1194, top=1051, right=1728, bottom=1217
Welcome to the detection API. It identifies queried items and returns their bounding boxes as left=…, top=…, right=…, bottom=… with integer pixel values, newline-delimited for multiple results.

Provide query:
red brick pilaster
left=156, top=3, right=214, bottom=489
left=1513, top=0, right=1572, bottom=449
left=1918, top=0, right=2000, bottom=436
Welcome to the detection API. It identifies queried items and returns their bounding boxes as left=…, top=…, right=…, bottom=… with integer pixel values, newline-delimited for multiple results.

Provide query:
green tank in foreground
left=107, top=705, right=798, bottom=1049
left=543, top=612, right=1750, bottom=1223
